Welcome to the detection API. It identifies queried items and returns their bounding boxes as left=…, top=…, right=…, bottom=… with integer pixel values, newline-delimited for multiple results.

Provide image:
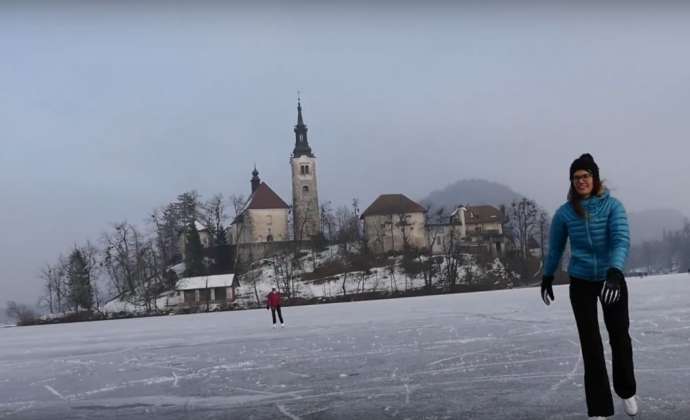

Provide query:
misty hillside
left=628, top=208, right=688, bottom=245
left=421, top=179, right=524, bottom=212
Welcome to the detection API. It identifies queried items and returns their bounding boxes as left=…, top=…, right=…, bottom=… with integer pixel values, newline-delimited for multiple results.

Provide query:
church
left=229, top=99, right=321, bottom=245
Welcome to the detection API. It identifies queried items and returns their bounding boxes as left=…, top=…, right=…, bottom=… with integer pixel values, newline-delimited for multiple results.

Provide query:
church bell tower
left=290, top=98, right=320, bottom=241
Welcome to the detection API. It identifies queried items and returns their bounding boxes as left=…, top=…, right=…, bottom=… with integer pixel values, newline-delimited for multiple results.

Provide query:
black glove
left=541, top=275, right=555, bottom=305
left=601, top=267, right=624, bottom=305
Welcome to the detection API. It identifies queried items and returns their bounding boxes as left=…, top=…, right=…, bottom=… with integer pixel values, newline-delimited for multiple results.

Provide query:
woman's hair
left=568, top=178, right=604, bottom=217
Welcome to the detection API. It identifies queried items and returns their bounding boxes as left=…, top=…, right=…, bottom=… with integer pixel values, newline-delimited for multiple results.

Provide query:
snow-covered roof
left=175, top=274, right=235, bottom=290
left=169, top=262, right=186, bottom=276
left=195, top=220, right=208, bottom=231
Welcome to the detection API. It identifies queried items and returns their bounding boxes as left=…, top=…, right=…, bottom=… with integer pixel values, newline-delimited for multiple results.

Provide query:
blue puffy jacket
left=544, top=190, right=630, bottom=281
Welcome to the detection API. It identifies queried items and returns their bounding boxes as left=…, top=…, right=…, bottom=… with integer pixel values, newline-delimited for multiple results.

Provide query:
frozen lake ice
left=1, top=273, right=689, bottom=419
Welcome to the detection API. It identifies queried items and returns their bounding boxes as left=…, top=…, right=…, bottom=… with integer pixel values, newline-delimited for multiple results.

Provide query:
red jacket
left=266, top=291, right=281, bottom=308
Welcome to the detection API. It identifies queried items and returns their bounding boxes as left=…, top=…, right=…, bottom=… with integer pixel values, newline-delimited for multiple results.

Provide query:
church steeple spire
left=251, top=165, right=261, bottom=193
left=293, top=97, right=314, bottom=158
left=297, top=98, right=304, bottom=126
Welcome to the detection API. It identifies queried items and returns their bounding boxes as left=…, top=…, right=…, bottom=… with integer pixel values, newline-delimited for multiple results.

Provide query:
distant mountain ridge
left=420, top=180, right=688, bottom=246
left=421, top=179, right=524, bottom=212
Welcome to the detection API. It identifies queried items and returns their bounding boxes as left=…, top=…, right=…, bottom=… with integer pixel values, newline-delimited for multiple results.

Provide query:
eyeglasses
left=572, top=173, right=592, bottom=183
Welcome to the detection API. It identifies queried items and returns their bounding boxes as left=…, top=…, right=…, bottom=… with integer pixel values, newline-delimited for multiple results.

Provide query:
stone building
left=361, top=194, right=427, bottom=253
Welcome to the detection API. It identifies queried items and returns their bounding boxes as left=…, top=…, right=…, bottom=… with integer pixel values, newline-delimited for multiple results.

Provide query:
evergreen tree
left=184, top=222, right=205, bottom=277
left=67, top=249, right=93, bottom=313
left=176, top=191, right=200, bottom=228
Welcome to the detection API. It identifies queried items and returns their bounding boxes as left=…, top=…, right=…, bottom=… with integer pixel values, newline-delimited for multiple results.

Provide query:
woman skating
left=541, top=153, right=638, bottom=419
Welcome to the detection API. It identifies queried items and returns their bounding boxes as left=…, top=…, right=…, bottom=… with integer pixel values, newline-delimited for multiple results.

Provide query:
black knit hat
left=570, top=153, right=599, bottom=181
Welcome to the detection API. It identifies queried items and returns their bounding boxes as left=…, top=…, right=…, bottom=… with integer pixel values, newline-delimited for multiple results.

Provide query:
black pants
left=570, top=278, right=636, bottom=417
left=271, top=306, right=284, bottom=324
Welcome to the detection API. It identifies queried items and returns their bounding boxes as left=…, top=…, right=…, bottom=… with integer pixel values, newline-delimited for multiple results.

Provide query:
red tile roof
left=246, top=182, right=289, bottom=210
left=465, top=205, right=504, bottom=224
left=361, top=194, right=426, bottom=218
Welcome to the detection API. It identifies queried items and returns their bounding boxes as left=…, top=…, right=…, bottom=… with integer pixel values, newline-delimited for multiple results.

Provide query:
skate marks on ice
left=1, top=274, right=689, bottom=419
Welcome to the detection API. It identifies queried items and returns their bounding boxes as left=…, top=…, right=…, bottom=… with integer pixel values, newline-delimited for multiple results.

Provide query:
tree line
left=9, top=192, right=553, bottom=325
left=19, top=191, right=245, bottom=321
left=628, top=221, right=690, bottom=273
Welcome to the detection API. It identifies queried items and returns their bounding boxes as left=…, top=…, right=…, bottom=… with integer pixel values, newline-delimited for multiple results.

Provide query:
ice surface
left=1, top=274, right=689, bottom=419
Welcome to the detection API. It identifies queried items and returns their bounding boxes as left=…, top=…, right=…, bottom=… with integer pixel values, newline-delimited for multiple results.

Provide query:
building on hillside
left=173, top=273, right=236, bottom=308
left=290, top=99, right=321, bottom=241
left=229, top=167, right=290, bottom=245
left=459, top=205, right=504, bottom=235
left=453, top=205, right=509, bottom=255
left=361, top=194, right=427, bottom=254
left=427, top=206, right=467, bottom=255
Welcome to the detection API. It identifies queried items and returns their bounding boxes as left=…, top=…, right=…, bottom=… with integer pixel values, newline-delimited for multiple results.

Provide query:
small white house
left=174, top=273, right=236, bottom=307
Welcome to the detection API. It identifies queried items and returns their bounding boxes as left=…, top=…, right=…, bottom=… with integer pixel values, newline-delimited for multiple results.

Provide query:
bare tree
left=39, top=262, right=65, bottom=314
left=5, top=301, right=37, bottom=325
left=335, top=205, right=359, bottom=254
left=229, top=193, right=249, bottom=294
left=102, top=222, right=164, bottom=311
left=320, top=201, right=336, bottom=242
left=39, top=265, right=55, bottom=314
left=506, top=198, right=540, bottom=259
left=537, top=210, right=550, bottom=266
left=272, top=250, right=298, bottom=298
left=420, top=207, right=447, bottom=289
left=202, top=194, right=229, bottom=246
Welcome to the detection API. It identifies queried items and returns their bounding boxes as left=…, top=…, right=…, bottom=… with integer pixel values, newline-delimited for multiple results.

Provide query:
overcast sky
left=2, top=2, right=690, bottom=305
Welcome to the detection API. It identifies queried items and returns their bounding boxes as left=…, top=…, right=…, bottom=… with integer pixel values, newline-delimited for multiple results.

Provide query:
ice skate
left=623, top=395, right=638, bottom=417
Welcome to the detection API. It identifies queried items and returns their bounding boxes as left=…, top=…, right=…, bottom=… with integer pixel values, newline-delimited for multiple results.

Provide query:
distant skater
left=266, top=288, right=285, bottom=328
left=541, top=154, right=638, bottom=419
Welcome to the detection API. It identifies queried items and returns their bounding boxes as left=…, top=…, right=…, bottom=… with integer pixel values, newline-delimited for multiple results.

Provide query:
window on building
left=266, top=215, right=272, bottom=225
left=300, top=164, right=310, bottom=175
left=303, top=185, right=309, bottom=193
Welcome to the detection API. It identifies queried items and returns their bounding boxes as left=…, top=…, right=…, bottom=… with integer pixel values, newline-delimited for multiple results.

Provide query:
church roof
left=233, top=182, right=289, bottom=225
left=360, top=194, right=426, bottom=218
left=246, top=182, right=289, bottom=210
